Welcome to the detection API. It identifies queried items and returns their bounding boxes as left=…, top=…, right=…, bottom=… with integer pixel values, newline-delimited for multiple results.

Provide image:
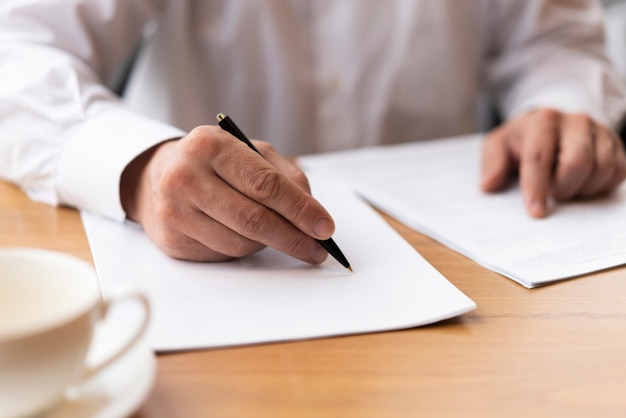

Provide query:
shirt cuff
left=56, top=106, right=186, bottom=221
left=502, top=65, right=626, bottom=131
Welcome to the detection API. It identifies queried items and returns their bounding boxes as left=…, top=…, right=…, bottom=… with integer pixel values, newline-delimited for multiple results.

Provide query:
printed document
left=299, top=134, right=626, bottom=288
left=82, top=171, right=475, bottom=351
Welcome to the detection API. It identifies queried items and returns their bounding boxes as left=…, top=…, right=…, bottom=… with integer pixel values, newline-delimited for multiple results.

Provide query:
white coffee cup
left=0, top=248, right=150, bottom=418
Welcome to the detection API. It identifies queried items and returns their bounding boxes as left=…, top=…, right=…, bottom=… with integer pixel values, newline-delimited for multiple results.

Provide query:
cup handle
left=81, top=286, right=151, bottom=381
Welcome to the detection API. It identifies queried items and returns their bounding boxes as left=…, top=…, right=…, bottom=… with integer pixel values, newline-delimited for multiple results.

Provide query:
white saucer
left=43, top=320, right=156, bottom=418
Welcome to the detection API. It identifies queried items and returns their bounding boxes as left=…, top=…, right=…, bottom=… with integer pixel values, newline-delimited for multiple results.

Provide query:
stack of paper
left=299, top=134, right=626, bottom=288
left=82, top=172, right=475, bottom=351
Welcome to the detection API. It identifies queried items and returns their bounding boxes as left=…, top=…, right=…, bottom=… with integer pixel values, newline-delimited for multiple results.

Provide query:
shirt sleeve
left=0, top=0, right=186, bottom=221
left=486, top=0, right=626, bottom=130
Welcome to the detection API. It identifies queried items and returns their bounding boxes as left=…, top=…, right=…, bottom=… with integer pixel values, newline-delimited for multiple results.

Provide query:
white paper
left=82, top=172, right=475, bottom=351
left=299, top=134, right=626, bottom=288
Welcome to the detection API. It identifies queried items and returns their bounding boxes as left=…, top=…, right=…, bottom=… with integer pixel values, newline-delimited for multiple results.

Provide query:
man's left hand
left=481, top=109, right=626, bottom=217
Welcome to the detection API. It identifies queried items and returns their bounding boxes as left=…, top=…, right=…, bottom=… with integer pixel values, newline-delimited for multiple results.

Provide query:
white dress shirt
left=1, top=0, right=624, bottom=221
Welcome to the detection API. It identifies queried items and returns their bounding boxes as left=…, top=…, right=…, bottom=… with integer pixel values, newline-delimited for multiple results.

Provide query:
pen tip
left=216, top=113, right=225, bottom=122
left=347, top=266, right=353, bottom=272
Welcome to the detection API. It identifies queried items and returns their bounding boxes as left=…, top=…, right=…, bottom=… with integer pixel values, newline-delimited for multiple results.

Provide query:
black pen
left=216, top=113, right=352, bottom=272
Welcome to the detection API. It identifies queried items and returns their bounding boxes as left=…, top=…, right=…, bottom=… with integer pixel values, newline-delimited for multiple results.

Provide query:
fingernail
left=313, top=217, right=334, bottom=239
left=311, top=245, right=328, bottom=264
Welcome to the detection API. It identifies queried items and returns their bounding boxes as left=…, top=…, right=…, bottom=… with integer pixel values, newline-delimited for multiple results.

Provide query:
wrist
left=120, top=141, right=174, bottom=222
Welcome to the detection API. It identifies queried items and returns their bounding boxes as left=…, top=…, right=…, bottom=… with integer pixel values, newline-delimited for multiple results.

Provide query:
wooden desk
left=2, top=180, right=626, bottom=418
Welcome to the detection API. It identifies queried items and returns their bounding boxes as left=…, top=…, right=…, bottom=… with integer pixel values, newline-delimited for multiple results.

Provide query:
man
left=1, top=0, right=625, bottom=264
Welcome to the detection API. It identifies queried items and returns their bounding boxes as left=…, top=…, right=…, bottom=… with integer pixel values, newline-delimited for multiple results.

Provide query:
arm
left=482, top=0, right=626, bottom=216
left=0, top=1, right=334, bottom=263
left=0, top=0, right=183, bottom=220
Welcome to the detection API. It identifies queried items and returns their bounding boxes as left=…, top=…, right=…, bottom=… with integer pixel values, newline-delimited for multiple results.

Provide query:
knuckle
left=525, top=148, right=554, bottom=169
left=158, top=162, right=188, bottom=193
left=153, top=196, right=195, bottom=230
left=535, top=108, right=559, bottom=125
left=287, top=194, right=312, bottom=224
left=290, top=168, right=311, bottom=192
left=237, top=206, right=270, bottom=237
left=154, top=200, right=181, bottom=226
left=185, top=126, right=209, bottom=149
left=597, top=150, right=615, bottom=169
left=187, top=125, right=216, bottom=141
left=158, top=240, right=202, bottom=261
left=153, top=227, right=185, bottom=257
left=558, top=150, right=593, bottom=173
left=254, top=141, right=275, bottom=154
left=224, top=239, right=264, bottom=258
left=246, top=168, right=283, bottom=201
left=186, top=125, right=207, bottom=138
left=282, top=232, right=312, bottom=257
left=571, top=113, right=593, bottom=128
left=616, top=159, right=626, bottom=181
left=184, top=125, right=224, bottom=158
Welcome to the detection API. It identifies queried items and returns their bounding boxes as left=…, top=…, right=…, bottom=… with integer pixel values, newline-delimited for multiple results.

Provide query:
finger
left=481, top=126, right=516, bottom=192
left=253, top=140, right=312, bottom=193
left=578, top=124, right=616, bottom=198
left=552, top=114, right=594, bottom=201
left=175, top=209, right=265, bottom=258
left=153, top=192, right=266, bottom=260
left=147, top=218, right=239, bottom=262
left=192, top=177, right=329, bottom=265
left=212, top=142, right=335, bottom=241
left=162, top=236, right=235, bottom=262
left=520, top=110, right=560, bottom=217
left=604, top=135, right=626, bottom=192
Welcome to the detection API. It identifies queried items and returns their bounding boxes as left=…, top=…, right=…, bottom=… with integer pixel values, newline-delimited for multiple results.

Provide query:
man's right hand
left=120, top=125, right=335, bottom=263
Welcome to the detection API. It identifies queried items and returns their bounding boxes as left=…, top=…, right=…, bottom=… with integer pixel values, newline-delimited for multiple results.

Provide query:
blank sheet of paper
left=82, top=171, right=475, bottom=351
left=299, top=134, right=626, bottom=288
